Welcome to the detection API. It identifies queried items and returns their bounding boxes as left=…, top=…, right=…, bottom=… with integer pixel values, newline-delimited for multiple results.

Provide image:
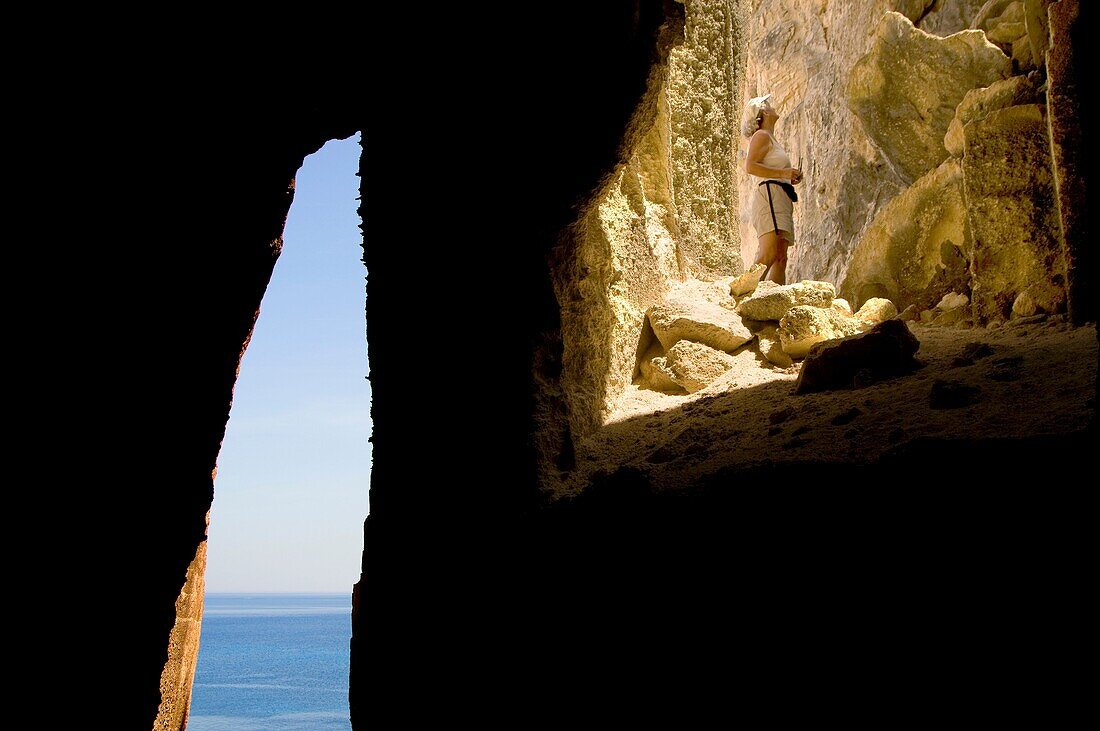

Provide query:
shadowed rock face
left=550, top=0, right=744, bottom=446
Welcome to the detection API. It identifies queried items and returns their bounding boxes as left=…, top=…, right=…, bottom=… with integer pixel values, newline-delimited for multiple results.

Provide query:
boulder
left=795, top=319, right=922, bottom=394
left=848, top=11, right=1012, bottom=184
left=730, top=263, right=768, bottom=297
left=778, top=305, right=863, bottom=359
left=663, top=340, right=737, bottom=394
left=962, top=104, right=1066, bottom=321
left=647, top=299, right=754, bottom=353
left=832, top=298, right=853, bottom=314
left=1010, top=278, right=1063, bottom=318
left=944, top=74, right=1040, bottom=157
left=898, top=304, right=919, bottom=321
left=738, top=280, right=836, bottom=322
left=840, top=159, right=970, bottom=315
left=856, top=297, right=898, bottom=325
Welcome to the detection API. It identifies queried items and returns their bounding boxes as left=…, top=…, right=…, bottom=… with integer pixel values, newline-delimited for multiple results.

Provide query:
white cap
left=741, top=93, right=774, bottom=138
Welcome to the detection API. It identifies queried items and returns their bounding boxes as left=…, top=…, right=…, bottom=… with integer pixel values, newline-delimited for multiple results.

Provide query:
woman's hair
left=740, top=93, right=772, bottom=139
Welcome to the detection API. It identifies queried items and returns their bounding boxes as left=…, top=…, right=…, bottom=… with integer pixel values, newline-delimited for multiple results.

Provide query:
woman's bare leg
left=767, top=233, right=790, bottom=285
left=755, top=230, right=790, bottom=285
left=754, top=230, right=779, bottom=273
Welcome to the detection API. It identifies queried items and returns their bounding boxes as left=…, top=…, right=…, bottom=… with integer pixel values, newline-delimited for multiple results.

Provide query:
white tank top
left=752, top=132, right=792, bottom=184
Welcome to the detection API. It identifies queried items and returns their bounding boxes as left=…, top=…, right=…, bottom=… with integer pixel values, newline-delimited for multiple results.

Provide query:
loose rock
left=639, top=355, right=683, bottom=393
left=663, top=340, right=738, bottom=393
left=794, top=319, right=922, bottom=394
left=856, top=297, right=899, bottom=325
left=730, top=263, right=768, bottom=297
left=779, top=305, right=863, bottom=359
left=738, top=280, right=837, bottom=322
left=830, top=407, right=864, bottom=426
left=936, top=292, right=970, bottom=311
left=648, top=299, right=754, bottom=353
left=1012, top=290, right=1038, bottom=318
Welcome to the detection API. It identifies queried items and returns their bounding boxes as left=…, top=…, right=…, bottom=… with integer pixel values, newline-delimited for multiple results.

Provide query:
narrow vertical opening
left=188, top=133, right=368, bottom=731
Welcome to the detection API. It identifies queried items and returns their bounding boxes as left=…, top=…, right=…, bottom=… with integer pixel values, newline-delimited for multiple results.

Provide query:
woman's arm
left=745, top=131, right=799, bottom=181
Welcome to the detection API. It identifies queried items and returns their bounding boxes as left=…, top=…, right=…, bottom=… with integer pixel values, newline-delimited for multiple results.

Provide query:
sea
left=187, top=593, right=353, bottom=731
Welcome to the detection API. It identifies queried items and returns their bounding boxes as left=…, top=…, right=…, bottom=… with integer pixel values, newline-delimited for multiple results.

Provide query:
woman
left=743, top=93, right=802, bottom=285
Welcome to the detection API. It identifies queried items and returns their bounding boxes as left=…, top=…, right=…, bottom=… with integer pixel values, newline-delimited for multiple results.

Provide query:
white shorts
left=751, top=182, right=795, bottom=242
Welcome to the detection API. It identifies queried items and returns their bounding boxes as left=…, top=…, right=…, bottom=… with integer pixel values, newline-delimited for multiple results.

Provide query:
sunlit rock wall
left=740, top=0, right=1074, bottom=323
left=670, top=1, right=744, bottom=279
left=737, top=0, right=1004, bottom=287
left=551, top=0, right=744, bottom=444
left=154, top=537, right=207, bottom=730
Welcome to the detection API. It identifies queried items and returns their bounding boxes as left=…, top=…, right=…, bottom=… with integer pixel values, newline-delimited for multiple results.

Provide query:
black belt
left=758, top=179, right=797, bottom=203
left=761, top=178, right=796, bottom=231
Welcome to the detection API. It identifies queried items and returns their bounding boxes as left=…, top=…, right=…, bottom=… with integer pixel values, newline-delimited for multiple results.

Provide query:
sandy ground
left=565, top=317, right=1097, bottom=493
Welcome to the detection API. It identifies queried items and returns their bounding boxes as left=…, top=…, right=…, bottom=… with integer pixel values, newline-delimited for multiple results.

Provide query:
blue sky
left=205, top=133, right=371, bottom=593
